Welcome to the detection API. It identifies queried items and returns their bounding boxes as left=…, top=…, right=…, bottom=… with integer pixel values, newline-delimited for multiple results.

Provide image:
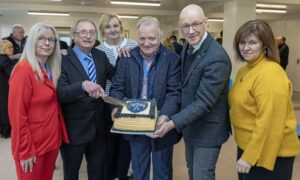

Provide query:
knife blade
left=103, top=96, right=128, bottom=107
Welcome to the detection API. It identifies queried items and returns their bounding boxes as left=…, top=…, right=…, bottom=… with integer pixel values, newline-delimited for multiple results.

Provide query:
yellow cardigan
left=229, top=53, right=300, bottom=170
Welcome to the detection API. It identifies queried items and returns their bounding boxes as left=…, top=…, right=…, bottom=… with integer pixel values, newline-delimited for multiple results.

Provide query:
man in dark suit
left=57, top=19, right=115, bottom=180
left=276, top=36, right=289, bottom=70
left=151, top=4, right=232, bottom=180
left=110, top=16, right=181, bottom=180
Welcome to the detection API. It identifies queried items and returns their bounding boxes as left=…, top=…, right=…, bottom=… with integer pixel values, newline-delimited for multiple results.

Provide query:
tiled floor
left=1, top=92, right=300, bottom=180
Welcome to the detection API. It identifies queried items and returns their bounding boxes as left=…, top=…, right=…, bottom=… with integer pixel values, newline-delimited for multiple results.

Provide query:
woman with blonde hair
left=229, top=20, right=300, bottom=180
left=96, top=12, right=137, bottom=180
left=0, top=40, right=16, bottom=138
left=8, top=23, right=69, bottom=180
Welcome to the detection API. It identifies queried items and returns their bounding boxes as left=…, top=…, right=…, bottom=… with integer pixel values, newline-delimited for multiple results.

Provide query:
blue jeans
left=185, top=143, right=221, bottom=180
left=129, top=136, right=173, bottom=180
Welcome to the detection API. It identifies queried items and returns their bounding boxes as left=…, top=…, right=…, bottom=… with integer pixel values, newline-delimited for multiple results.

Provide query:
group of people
left=0, top=3, right=299, bottom=180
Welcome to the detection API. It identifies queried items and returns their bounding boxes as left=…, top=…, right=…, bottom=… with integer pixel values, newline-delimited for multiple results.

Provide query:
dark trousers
left=185, top=143, right=221, bottom=180
left=61, top=136, right=105, bottom=180
left=237, top=147, right=295, bottom=180
left=104, top=133, right=131, bottom=180
left=129, top=136, right=173, bottom=180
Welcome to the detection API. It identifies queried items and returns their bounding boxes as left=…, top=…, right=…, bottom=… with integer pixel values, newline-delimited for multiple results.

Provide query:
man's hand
left=118, top=46, right=132, bottom=57
left=148, top=119, right=175, bottom=138
left=82, top=80, right=105, bottom=98
left=111, top=108, right=118, bottom=122
left=236, top=158, right=252, bottom=174
left=20, top=156, right=36, bottom=173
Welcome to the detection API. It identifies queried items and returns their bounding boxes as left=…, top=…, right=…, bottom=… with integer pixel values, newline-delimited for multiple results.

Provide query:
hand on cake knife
left=102, top=96, right=128, bottom=107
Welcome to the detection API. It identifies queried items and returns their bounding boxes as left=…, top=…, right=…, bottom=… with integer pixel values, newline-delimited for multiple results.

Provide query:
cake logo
left=127, top=101, right=148, bottom=113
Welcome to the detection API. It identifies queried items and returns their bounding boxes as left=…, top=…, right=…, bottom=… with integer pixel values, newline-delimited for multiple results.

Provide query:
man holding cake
left=110, top=16, right=182, bottom=180
left=149, top=4, right=232, bottom=180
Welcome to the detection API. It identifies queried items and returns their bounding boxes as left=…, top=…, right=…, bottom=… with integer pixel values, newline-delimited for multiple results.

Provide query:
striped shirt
left=96, top=38, right=137, bottom=95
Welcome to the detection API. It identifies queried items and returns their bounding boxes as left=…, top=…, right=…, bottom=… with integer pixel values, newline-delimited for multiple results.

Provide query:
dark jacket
left=57, top=48, right=115, bottom=145
left=110, top=45, right=182, bottom=151
left=0, top=55, right=16, bottom=126
left=172, top=33, right=232, bottom=147
left=278, top=43, right=289, bottom=70
left=2, top=34, right=26, bottom=55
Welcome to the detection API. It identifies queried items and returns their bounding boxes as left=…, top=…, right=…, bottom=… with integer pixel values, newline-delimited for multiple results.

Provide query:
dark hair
left=233, top=20, right=279, bottom=62
left=169, top=35, right=177, bottom=41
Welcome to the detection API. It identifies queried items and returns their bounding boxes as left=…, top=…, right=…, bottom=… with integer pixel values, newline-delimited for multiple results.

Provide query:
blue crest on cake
left=127, top=101, right=148, bottom=113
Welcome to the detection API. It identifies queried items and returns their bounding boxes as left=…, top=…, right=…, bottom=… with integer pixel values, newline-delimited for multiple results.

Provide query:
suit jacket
left=172, top=33, right=232, bottom=147
left=57, top=48, right=115, bottom=145
left=8, top=60, right=69, bottom=160
left=110, top=45, right=182, bottom=151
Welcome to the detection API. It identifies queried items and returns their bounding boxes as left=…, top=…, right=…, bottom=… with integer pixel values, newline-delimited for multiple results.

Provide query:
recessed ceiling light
left=110, top=1, right=160, bottom=7
left=28, top=11, right=70, bottom=16
left=256, top=4, right=287, bottom=9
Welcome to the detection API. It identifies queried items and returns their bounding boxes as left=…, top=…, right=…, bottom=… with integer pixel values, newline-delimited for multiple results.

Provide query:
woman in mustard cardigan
left=229, top=20, right=300, bottom=180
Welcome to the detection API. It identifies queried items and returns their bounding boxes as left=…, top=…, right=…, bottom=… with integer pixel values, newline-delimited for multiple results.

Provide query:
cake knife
left=103, top=96, right=128, bottom=107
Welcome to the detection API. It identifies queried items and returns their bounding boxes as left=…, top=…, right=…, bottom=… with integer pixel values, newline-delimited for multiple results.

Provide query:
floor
left=1, top=92, right=300, bottom=180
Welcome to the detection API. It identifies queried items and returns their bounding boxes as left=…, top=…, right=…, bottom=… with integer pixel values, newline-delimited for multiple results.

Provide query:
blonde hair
left=19, top=23, right=61, bottom=87
left=0, top=40, right=12, bottom=55
left=99, top=13, right=123, bottom=39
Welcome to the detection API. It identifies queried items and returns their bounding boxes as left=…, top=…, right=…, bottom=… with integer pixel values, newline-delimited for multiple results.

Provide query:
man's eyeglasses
left=75, top=30, right=97, bottom=37
left=179, top=18, right=206, bottom=32
left=38, top=36, right=57, bottom=43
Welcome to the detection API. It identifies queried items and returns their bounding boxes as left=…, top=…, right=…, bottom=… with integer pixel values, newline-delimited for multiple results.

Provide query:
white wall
left=0, top=13, right=224, bottom=43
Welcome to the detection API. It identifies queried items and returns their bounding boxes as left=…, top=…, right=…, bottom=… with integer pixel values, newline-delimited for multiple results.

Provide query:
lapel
left=91, top=49, right=103, bottom=84
left=182, top=33, right=212, bottom=87
left=68, top=50, right=90, bottom=80
left=41, top=70, right=55, bottom=92
left=152, top=46, right=168, bottom=99
left=130, top=48, right=143, bottom=98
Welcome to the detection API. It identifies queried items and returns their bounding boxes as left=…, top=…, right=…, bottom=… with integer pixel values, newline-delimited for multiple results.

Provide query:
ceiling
left=0, top=0, right=300, bottom=20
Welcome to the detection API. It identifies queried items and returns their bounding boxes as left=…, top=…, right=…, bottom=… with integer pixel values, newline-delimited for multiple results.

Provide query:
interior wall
left=0, top=13, right=224, bottom=44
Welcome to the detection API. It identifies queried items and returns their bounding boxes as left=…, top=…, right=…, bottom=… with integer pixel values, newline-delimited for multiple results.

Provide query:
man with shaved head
left=150, top=4, right=232, bottom=180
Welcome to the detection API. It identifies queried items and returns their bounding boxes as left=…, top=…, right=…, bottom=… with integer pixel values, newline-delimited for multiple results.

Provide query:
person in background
left=169, top=35, right=183, bottom=55
left=59, top=40, right=69, bottom=55
left=179, top=38, right=186, bottom=46
left=2, top=24, right=27, bottom=61
left=163, top=37, right=175, bottom=52
left=8, top=23, right=69, bottom=180
left=96, top=12, right=137, bottom=180
left=110, top=16, right=182, bottom=180
left=230, top=20, right=300, bottom=180
left=57, top=19, right=115, bottom=180
left=150, top=4, right=231, bottom=180
left=0, top=40, right=16, bottom=138
left=276, top=35, right=289, bottom=70
left=216, top=30, right=223, bottom=45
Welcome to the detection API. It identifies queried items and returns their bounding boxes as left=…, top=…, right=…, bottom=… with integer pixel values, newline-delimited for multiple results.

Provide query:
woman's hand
left=20, top=156, right=36, bottom=173
left=236, top=158, right=252, bottom=174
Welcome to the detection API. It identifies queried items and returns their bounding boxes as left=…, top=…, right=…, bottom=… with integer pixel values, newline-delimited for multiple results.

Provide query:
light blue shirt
left=72, top=45, right=95, bottom=76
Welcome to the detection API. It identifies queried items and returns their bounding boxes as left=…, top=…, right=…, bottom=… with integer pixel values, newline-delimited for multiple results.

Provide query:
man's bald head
left=179, top=4, right=207, bottom=45
left=179, top=4, right=205, bottom=24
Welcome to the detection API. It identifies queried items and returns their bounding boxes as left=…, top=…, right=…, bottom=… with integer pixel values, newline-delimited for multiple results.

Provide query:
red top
left=8, top=60, right=69, bottom=161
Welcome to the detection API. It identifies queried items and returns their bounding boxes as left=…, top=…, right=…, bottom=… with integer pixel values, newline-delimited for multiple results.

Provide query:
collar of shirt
left=72, top=45, right=93, bottom=62
left=190, top=31, right=208, bottom=53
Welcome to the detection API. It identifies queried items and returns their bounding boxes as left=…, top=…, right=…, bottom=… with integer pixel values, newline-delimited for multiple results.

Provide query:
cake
left=111, top=99, right=158, bottom=134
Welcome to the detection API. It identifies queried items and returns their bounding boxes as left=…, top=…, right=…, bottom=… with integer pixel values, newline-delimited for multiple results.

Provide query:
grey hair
left=12, top=24, right=24, bottom=32
left=136, top=16, right=163, bottom=39
left=71, top=19, right=98, bottom=39
left=19, top=23, right=61, bottom=87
